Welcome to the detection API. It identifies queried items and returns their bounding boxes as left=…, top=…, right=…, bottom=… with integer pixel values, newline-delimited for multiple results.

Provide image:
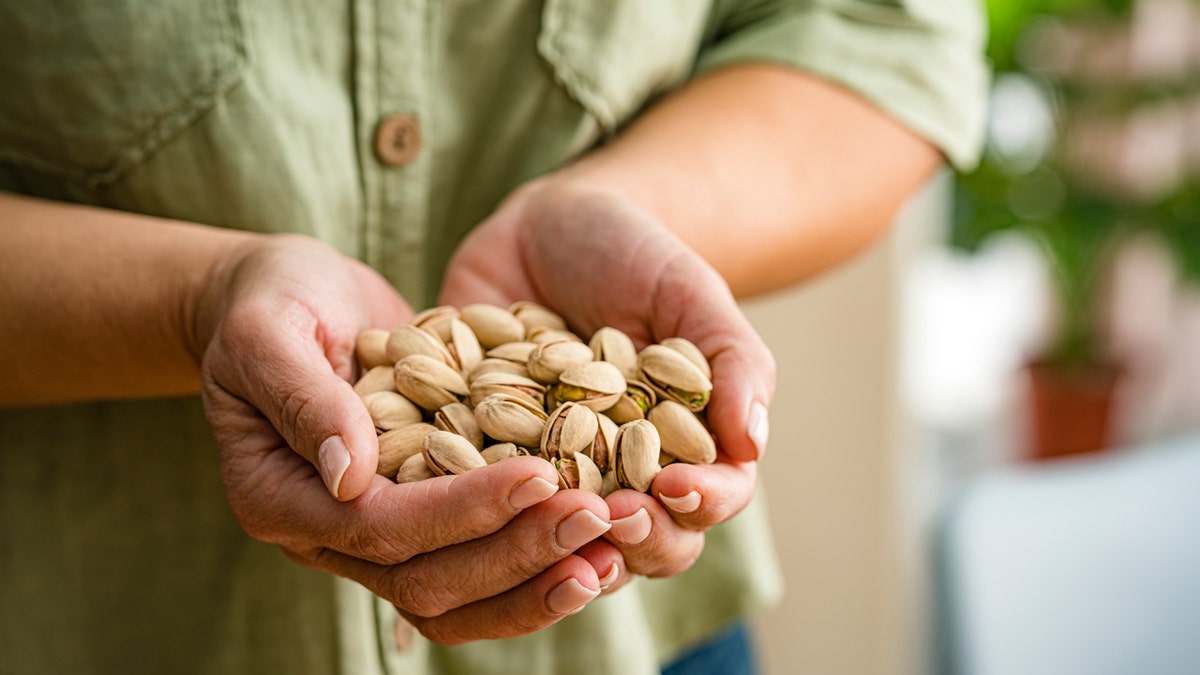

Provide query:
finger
left=649, top=455, right=758, bottom=530
left=602, top=490, right=705, bottom=578
left=575, top=539, right=629, bottom=595
left=403, top=556, right=602, bottom=645
left=348, top=258, right=415, bottom=331
left=303, top=490, right=610, bottom=618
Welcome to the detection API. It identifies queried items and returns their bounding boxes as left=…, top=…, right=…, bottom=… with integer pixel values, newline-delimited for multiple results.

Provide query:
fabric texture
left=0, top=1, right=986, bottom=673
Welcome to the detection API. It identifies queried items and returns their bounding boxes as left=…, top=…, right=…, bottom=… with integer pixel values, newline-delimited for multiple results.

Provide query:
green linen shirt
left=0, top=1, right=986, bottom=673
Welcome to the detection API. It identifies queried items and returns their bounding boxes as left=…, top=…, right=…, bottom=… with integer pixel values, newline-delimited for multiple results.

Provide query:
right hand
left=197, top=235, right=618, bottom=644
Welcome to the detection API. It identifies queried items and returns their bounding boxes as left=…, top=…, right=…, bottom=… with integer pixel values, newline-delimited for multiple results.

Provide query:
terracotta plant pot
left=1025, top=359, right=1122, bottom=461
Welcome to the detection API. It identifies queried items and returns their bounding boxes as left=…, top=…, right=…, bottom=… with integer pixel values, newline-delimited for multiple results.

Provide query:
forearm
left=555, top=64, right=942, bottom=297
left=0, top=192, right=256, bottom=405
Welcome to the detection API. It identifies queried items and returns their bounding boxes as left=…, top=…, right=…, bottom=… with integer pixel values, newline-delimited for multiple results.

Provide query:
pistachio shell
left=474, top=393, right=549, bottom=448
left=385, top=325, right=456, bottom=367
left=469, top=371, right=546, bottom=409
left=354, top=365, right=399, bottom=397
left=460, top=304, right=525, bottom=349
left=555, top=452, right=602, bottom=495
left=589, top=327, right=639, bottom=380
left=485, top=341, right=538, bottom=364
left=528, top=327, right=584, bottom=345
left=510, top=301, right=568, bottom=333
left=600, top=470, right=619, bottom=498
left=411, top=305, right=460, bottom=342
left=613, top=419, right=661, bottom=493
left=422, top=430, right=487, bottom=476
left=591, top=414, right=618, bottom=475
left=394, top=354, right=469, bottom=410
left=481, top=443, right=521, bottom=465
left=637, top=344, right=713, bottom=412
left=526, top=339, right=596, bottom=384
left=378, top=422, right=438, bottom=477
left=556, top=361, right=626, bottom=412
left=434, top=402, right=484, bottom=450
left=603, top=380, right=658, bottom=424
left=396, top=452, right=437, bottom=483
left=448, top=318, right=484, bottom=373
left=647, top=400, right=716, bottom=464
left=362, top=391, right=424, bottom=431
left=541, top=402, right=600, bottom=461
left=467, top=358, right=532, bottom=384
left=356, top=328, right=392, bottom=369
left=658, top=337, right=712, bottom=380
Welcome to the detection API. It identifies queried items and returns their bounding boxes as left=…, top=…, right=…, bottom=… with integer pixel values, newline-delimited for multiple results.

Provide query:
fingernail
left=598, top=563, right=620, bottom=590
left=546, top=578, right=600, bottom=615
left=659, top=490, right=702, bottom=514
left=318, top=436, right=351, bottom=499
left=608, top=508, right=652, bottom=545
left=509, top=477, right=558, bottom=509
left=749, top=402, right=769, bottom=460
left=555, top=510, right=611, bottom=551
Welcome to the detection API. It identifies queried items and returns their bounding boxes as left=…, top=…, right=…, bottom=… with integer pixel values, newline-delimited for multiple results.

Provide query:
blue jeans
left=661, top=623, right=759, bottom=675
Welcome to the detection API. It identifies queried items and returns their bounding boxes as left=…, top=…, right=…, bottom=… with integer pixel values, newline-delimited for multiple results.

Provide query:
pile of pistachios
left=352, top=302, right=716, bottom=496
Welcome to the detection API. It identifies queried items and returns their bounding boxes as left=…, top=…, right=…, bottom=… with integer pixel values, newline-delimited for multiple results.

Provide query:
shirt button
left=374, top=113, right=422, bottom=167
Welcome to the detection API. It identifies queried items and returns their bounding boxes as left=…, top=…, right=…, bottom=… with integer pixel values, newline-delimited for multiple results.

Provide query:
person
left=0, top=1, right=986, bottom=673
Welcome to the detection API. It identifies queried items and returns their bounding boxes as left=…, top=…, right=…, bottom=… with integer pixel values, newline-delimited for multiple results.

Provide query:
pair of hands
left=198, top=181, right=775, bottom=645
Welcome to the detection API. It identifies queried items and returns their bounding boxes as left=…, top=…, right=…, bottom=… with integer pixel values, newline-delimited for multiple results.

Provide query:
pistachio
left=422, top=430, right=487, bottom=476
left=555, top=452, right=603, bottom=495
left=411, top=305, right=460, bottom=342
left=448, top=317, right=484, bottom=373
left=485, top=341, right=538, bottom=364
left=362, top=391, right=424, bottom=431
left=481, top=442, right=520, bottom=465
left=603, top=379, right=657, bottom=424
left=589, top=327, right=639, bottom=380
left=353, top=365, right=399, bottom=397
left=527, top=339, right=596, bottom=384
left=474, top=393, right=548, bottom=448
left=659, top=337, right=712, bottom=380
left=378, top=422, right=438, bottom=477
left=637, top=344, right=713, bottom=412
left=467, top=357, right=532, bottom=384
left=647, top=400, right=716, bottom=464
left=468, top=371, right=546, bottom=409
left=434, top=402, right=484, bottom=450
left=385, top=324, right=456, bottom=367
left=613, top=419, right=661, bottom=493
left=396, top=452, right=437, bottom=483
left=356, top=328, right=392, bottom=369
left=589, top=413, right=618, bottom=475
left=528, top=327, right=584, bottom=345
left=510, top=301, right=568, bottom=334
left=460, top=304, right=525, bottom=349
left=394, top=354, right=469, bottom=410
left=555, top=361, right=626, bottom=412
left=600, top=470, right=619, bottom=498
left=541, top=402, right=599, bottom=461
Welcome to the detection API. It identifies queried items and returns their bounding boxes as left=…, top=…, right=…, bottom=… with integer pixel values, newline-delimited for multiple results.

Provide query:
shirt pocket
left=0, top=0, right=246, bottom=187
left=536, top=0, right=710, bottom=133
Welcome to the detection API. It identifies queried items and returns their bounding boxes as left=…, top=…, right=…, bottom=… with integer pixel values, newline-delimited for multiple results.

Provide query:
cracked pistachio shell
left=469, top=371, right=546, bottom=409
left=541, top=402, right=599, bottom=461
left=363, top=391, right=424, bottom=431
left=603, top=380, right=658, bottom=424
left=448, top=318, right=483, bottom=373
left=588, top=413, right=617, bottom=475
left=485, top=340, right=538, bottom=364
left=528, top=327, right=583, bottom=345
left=354, top=365, right=399, bottom=397
left=556, top=361, right=626, bottom=412
left=474, top=393, right=549, bottom=448
left=527, top=339, right=596, bottom=384
left=589, top=327, right=639, bottom=380
left=385, top=325, right=456, bottom=367
left=378, top=422, right=438, bottom=477
left=613, top=420, right=661, bottom=493
left=460, top=304, right=525, bottom=349
left=510, top=301, right=568, bottom=333
left=466, top=358, right=531, bottom=384
left=396, top=452, right=437, bottom=483
left=658, top=337, right=712, bottom=380
left=434, top=402, right=484, bottom=450
left=637, top=344, right=713, bottom=412
left=411, top=305, right=460, bottom=342
left=556, top=452, right=603, bottom=495
left=647, top=400, right=716, bottom=464
left=600, top=470, right=619, bottom=498
left=481, top=443, right=521, bottom=465
left=394, top=354, right=469, bottom=411
left=422, top=430, right=487, bottom=476
left=356, top=329, right=392, bottom=369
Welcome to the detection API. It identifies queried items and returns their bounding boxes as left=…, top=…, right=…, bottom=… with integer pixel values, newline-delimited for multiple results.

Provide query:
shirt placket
left=355, top=0, right=434, bottom=307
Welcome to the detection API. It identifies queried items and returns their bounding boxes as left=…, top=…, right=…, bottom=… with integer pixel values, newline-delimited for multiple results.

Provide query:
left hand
left=440, top=179, right=775, bottom=590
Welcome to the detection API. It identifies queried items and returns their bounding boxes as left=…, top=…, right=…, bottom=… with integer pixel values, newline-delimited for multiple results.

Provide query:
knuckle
left=390, top=571, right=452, bottom=618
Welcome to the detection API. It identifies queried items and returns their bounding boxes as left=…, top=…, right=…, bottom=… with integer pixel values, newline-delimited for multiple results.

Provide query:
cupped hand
left=197, top=235, right=620, bottom=643
left=441, top=180, right=775, bottom=583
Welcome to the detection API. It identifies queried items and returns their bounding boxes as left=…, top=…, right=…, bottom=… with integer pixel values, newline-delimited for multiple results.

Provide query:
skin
left=0, top=64, right=938, bottom=644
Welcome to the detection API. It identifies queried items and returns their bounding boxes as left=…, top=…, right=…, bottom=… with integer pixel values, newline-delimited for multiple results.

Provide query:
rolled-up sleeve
left=696, top=0, right=989, bottom=169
